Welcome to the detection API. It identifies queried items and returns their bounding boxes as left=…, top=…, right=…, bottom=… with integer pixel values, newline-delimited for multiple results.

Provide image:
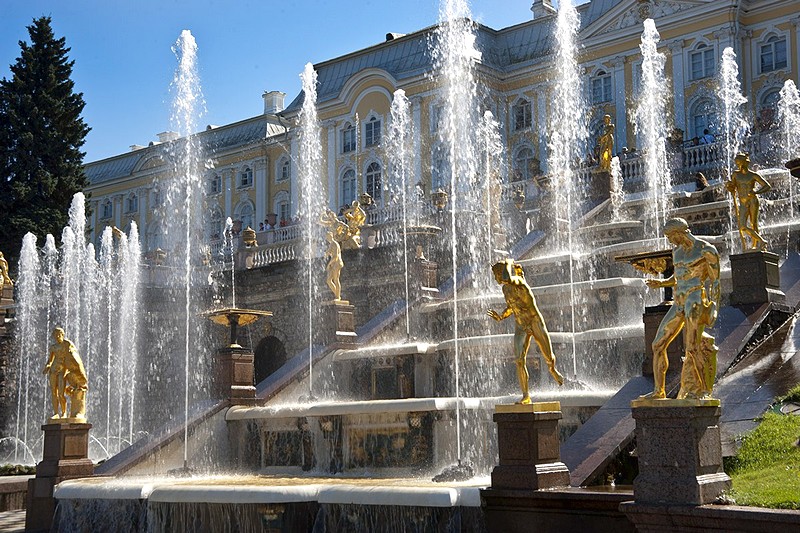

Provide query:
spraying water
left=717, top=47, right=749, bottom=252
left=635, top=19, right=671, bottom=237
left=610, top=156, right=624, bottom=221
left=478, top=110, right=504, bottom=262
left=223, top=218, right=236, bottom=308
left=548, top=0, right=587, bottom=380
left=297, top=63, right=325, bottom=399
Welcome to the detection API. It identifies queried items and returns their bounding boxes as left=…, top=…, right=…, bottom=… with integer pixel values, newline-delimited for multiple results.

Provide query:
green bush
left=0, top=464, right=36, bottom=476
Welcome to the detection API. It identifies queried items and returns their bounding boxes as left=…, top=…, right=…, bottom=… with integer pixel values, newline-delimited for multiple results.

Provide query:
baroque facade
left=84, top=0, right=799, bottom=255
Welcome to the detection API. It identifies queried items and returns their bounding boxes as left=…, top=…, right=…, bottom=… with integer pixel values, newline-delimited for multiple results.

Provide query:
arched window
left=513, top=147, right=537, bottom=182
left=760, top=35, right=787, bottom=73
left=273, top=191, right=291, bottom=226
left=101, top=200, right=113, bottom=219
left=758, top=88, right=781, bottom=131
left=690, top=99, right=716, bottom=139
left=239, top=166, right=253, bottom=188
left=689, top=43, right=715, bottom=80
left=365, top=116, right=382, bottom=147
left=146, top=222, right=163, bottom=252
left=342, top=123, right=356, bottom=153
left=208, top=174, right=222, bottom=195
left=341, top=168, right=356, bottom=208
left=235, top=201, right=255, bottom=231
left=590, top=71, right=612, bottom=104
left=512, top=98, right=531, bottom=131
left=125, top=193, right=138, bottom=213
left=365, top=162, right=382, bottom=202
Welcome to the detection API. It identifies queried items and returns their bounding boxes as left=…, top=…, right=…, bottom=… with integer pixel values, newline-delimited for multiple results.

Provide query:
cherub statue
left=643, top=218, right=721, bottom=400
left=42, top=327, right=88, bottom=420
left=726, top=152, right=771, bottom=251
left=488, top=259, right=564, bottom=404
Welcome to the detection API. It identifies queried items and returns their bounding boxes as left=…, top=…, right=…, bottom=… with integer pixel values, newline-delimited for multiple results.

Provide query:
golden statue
left=319, top=201, right=366, bottom=250
left=597, top=114, right=615, bottom=172
left=42, top=327, right=88, bottom=421
left=0, top=252, right=12, bottom=287
left=343, top=200, right=367, bottom=248
left=726, top=152, right=771, bottom=251
left=488, top=259, right=564, bottom=404
left=324, top=231, right=344, bottom=301
left=643, top=218, right=721, bottom=400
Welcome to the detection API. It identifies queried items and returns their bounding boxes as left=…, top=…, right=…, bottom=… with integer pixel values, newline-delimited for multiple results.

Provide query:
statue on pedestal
left=42, top=327, right=88, bottom=420
left=643, top=218, right=720, bottom=400
left=726, top=152, right=772, bottom=251
left=488, top=259, right=564, bottom=404
left=597, top=114, right=615, bottom=172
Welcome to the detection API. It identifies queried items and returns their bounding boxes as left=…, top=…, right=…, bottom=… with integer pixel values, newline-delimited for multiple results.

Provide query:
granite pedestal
left=730, top=251, right=784, bottom=305
left=490, top=402, right=570, bottom=490
left=629, top=399, right=730, bottom=505
left=26, top=422, right=94, bottom=532
left=315, top=300, right=358, bottom=346
left=217, top=346, right=257, bottom=404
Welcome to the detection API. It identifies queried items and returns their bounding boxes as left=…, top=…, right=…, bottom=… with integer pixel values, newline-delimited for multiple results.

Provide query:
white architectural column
left=535, top=86, right=548, bottom=172
left=290, top=134, right=299, bottom=216
left=326, top=121, right=337, bottom=210
left=223, top=169, right=233, bottom=217
left=113, top=195, right=122, bottom=228
left=254, top=157, right=268, bottom=225
left=497, top=92, right=509, bottom=182
left=411, top=96, right=422, bottom=188
left=612, top=56, right=628, bottom=151
left=667, top=42, right=686, bottom=134
left=137, top=187, right=147, bottom=231
left=792, top=17, right=800, bottom=77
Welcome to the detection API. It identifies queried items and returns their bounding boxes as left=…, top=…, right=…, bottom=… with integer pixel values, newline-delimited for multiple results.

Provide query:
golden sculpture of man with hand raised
left=597, top=114, right=615, bottom=172
left=488, top=259, right=564, bottom=404
left=644, top=218, right=721, bottom=400
left=726, top=152, right=771, bottom=251
left=43, top=327, right=88, bottom=420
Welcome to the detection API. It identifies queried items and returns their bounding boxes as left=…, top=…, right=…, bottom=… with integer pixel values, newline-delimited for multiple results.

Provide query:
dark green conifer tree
left=0, top=16, right=90, bottom=267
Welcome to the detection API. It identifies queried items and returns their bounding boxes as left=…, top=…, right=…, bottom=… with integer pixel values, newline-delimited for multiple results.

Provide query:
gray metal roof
left=85, top=116, right=285, bottom=186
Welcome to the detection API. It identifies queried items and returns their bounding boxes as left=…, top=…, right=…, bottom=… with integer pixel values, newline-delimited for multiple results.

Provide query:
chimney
left=263, top=91, right=286, bottom=114
left=531, top=0, right=556, bottom=19
left=157, top=131, right=180, bottom=143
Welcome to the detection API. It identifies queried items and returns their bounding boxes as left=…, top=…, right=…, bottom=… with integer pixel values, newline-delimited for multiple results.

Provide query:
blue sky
left=0, top=0, right=567, bottom=163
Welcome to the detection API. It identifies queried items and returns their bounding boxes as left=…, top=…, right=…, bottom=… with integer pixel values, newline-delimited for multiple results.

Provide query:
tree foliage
left=0, top=16, right=90, bottom=267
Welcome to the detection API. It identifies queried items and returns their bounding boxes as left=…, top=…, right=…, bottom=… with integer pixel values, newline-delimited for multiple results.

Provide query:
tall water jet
left=478, top=110, right=504, bottom=261
left=610, top=156, right=624, bottom=221
left=635, top=18, right=671, bottom=237
left=117, top=224, right=141, bottom=448
left=297, top=62, right=325, bottom=398
left=431, top=0, right=482, bottom=469
left=386, top=89, right=414, bottom=339
left=717, top=47, right=749, bottom=252
left=778, top=80, right=800, bottom=162
left=548, top=0, right=587, bottom=380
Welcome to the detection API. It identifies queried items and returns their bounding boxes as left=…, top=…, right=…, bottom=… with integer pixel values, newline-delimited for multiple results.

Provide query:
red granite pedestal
left=315, top=300, right=358, bottom=346
left=25, top=422, right=93, bottom=532
left=217, top=346, right=257, bottom=404
left=730, top=250, right=784, bottom=305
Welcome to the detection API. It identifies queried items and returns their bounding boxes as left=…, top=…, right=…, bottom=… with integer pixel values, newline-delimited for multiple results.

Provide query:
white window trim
left=511, top=97, right=532, bottom=131
left=755, top=30, right=790, bottom=75
left=686, top=40, right=716, bottom=81
left=340, top=167, right=357, bottom=208
left=276, top=156, right=291, bottom=182
left=363, top=112, right=382, bottom=148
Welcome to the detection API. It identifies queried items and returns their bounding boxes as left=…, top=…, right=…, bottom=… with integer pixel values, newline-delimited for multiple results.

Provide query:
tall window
left=430, top=103, right=444, bottom=133
left=689, top=44, right=715, bottom=80
left=365, top=116, right=381, bottom=147
left=208, top=175, right=222, bottom=195
left=758, top=89, right=781, bottom=130
left=146, top=223, right=163, bottom=252
left=365, top=162, right=382, bottom=202
left=278, top=201, right=290, bottom=224
left=208, top=209, right=222, bottom=239
left=341, top=169, right=356, bottom=207
left=279, top=159, right=291, bottom=181
left=342, top=123, right=356, bottom=153
left=591, top=71, right=612, bottom=104
left=690, top=99, right=716, bottom=139
left=513, top=147, right=537, bottom=182
left=236, top=202, right=254, bottom=230
left=125, top=193, right=138, bottom=213
left=512, top=99, right=531, bottom=131
left=239, top=166, right=253, bottom=188
left=760, top=35, right=787, bottom=73
left=101, top=200, right=113, bottom=219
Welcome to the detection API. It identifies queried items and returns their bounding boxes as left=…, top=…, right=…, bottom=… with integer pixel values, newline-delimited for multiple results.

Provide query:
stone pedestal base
left=26, top=423, right=93, bottom=532
left=730, top=251, right=784, bottom=305
left=630, top=400, right=730, bottom=505
left=315, top=301, right=357, bottom=346
left=642, top=304, right=683, bottom=376
left=217, top=346, right=257, bottom=404
left=491, top=402, right=570, bottom=491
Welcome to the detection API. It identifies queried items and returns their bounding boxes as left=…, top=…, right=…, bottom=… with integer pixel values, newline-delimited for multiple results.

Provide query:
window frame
left=364, top=116, right=382, bottom=147
left=341, top=168, right=356, bottom=208
left=512, top=98, right=532, bottom=131
left=238, top=166, right=253, bottom=189
left=590, top=71, right=613, bottom=104
left=342, top=123, right=356, bottom=153
left=689, top=43, right=715, bottom=81
left=365, top=161, right=382, bottom=202
left=760, top=35, right=788, bottom=74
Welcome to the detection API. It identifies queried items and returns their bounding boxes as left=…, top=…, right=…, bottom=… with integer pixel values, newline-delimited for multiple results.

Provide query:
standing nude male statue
left=644, top=218, right=721, bottom=400
left=726, top=152, right=771, bottom=251
left=488, top=259, right=564, bottom=404
left=42, top=327, right=88, bottom=420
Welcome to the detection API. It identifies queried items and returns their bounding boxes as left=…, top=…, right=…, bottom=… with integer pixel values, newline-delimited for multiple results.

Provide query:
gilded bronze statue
left=488, top=259, right=564, bottom=404
left=319, top=201, right=366, bottom=250
left=42, top=327, right=88, bottom=420
left=324, top=231, right=344, bottom=301
left=726, top=152, right=771, bottom=251
left=0, top=252, right=12, bottom=287
left=597, top=114, right=615, bottom=172
left=644, top=218, right=721, bottom=400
